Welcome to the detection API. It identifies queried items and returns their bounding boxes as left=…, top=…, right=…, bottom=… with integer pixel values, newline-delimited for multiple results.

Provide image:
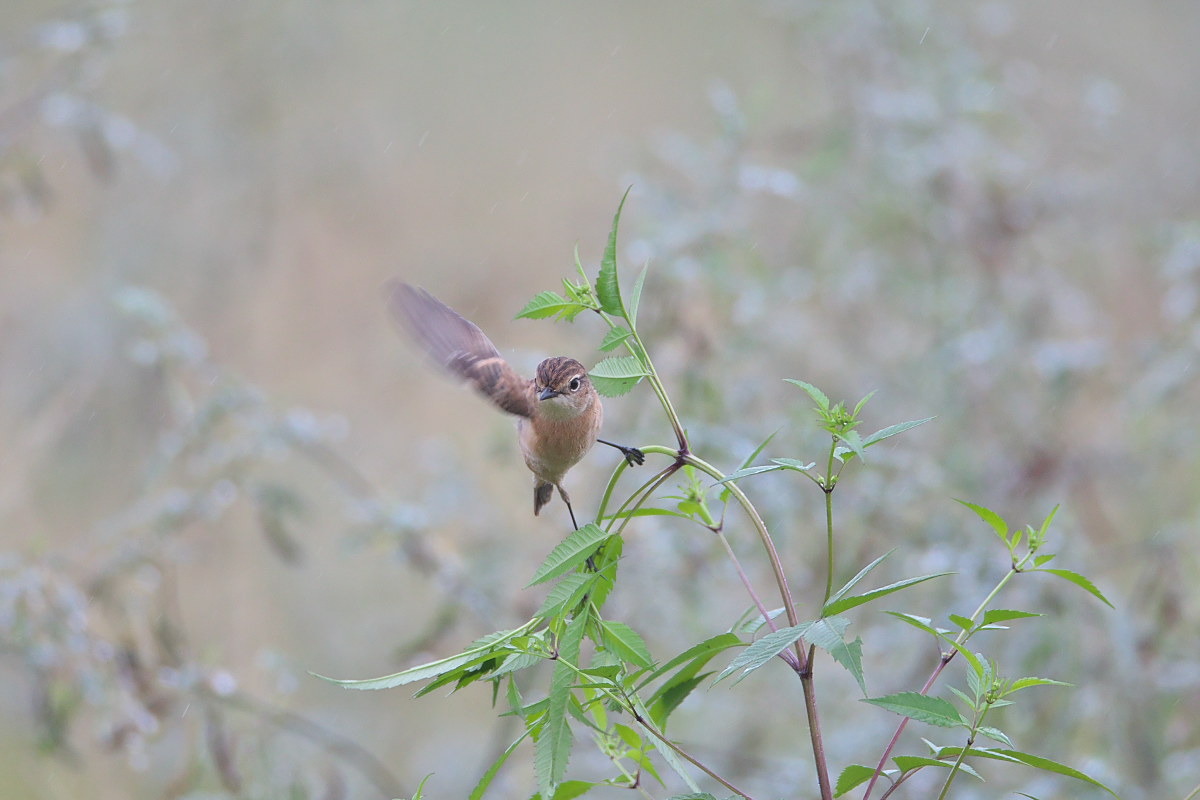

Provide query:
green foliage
left=325, top=196, right=1117, bottom=800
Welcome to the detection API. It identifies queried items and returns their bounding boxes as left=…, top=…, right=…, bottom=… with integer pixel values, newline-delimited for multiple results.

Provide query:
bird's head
left=534, top=357, right=594, bottom=419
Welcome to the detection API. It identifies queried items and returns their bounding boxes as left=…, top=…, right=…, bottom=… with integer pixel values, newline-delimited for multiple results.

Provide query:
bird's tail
left=533, top=482, right=553, bottom=516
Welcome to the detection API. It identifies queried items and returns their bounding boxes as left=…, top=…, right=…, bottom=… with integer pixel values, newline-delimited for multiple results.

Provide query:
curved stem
left=682, top=453, right=800, bottom=631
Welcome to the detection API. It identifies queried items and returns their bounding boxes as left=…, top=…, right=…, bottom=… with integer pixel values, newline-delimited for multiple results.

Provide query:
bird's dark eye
left=568, top=378, right=581, bottom=392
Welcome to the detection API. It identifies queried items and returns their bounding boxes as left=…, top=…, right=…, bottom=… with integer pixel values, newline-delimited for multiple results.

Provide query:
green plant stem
left=597, top=445, right=681, bottom=524
left=713, top=531, right=782, bottom=635
left=683, top=452, right=834, bottom=800
left=682, top=454, right=800, bottom=631
left=598, top=309, right=688, bottom=450
left=934, top=739, right=973, bottom=800
left=1183, top=780, right=1200, bottom=800
left=863, top=558, right=1030, bottom=800
left=822, top=438, right=837, bottom=605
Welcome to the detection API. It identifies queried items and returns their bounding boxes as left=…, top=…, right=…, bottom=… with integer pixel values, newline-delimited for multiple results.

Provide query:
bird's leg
left=597, top=438, right=645, bottom=467
left=556, top=484, right=579, bottom=531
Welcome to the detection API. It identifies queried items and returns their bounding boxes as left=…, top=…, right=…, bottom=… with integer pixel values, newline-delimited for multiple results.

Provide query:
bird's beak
left=538, top=386, right=560, bottom=401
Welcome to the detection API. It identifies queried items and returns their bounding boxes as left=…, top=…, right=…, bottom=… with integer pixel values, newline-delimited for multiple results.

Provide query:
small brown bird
left=388, top=282, right=644, bottom=529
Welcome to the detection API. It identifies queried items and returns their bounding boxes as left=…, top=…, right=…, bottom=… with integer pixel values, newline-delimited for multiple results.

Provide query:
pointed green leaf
left=599, top=620, right=654, bottom=669
left=517, top=291, right=585, bottom=320
left=1036, top=568, right=1114, bottom=608
left=863, top=692, right=965, bottom=728
left=807, top=617, right=866, bottom=694
left=536, top=613, right=587, bottom=798
left=853, top=390, right=877, bottom=417
left=650, top=672, right=711, bottom=729
left=528, top=524, right=612, bottom=587
left=939, top=747, right=1119, bottom=796
left=315, top=623, right=536, bottom=690
left=955, top=500, right=1009, bottom=543
left=599, top=325, right=632, bottom=352
left=712, top=464, right=785, bottom=486
left=838, top=428, right=866, bottom=461
left=589, top=355, right=646, bottom=397
left=862, top=417, right=936, bottom=447
left=1007, top=676, right=1073, bottom=693
left=784, top=379, right=830, bottom=411
left=628, top=263, right=648, bottom=326
left=470, top=729, right=532, bottom=800
left=538, top=573, right=598, bottom=617
left=640, top=633, right=742, bottom=690
left=982, top=609, right=1042, bottom=625
left=822, top=572, right=952, bottom=617
left=714, top=622, right=813, bottom=684
left=549, top=781, right=597, bottom=800
left=596, top=188, right=632, bottom=317
left=891, top=756, right=983, bottom=781
left=834, top=764, right=876, bottom=797
left=976, top=725, right=1014, bottom=747
left=949, top=614, right=974, bottom=631
left=771, top=457, right=818, bottom=471
left=826, top=551, right=895, bottom=608
left=883, top=611, right=939, bottom=635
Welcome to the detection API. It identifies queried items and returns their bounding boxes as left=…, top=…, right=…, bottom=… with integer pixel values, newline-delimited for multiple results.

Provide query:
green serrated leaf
left=940, top=747, right=1119, bottom=796
left=517, top=291, right=584, bottom=320
left=862, top=417, right=936, bottom=447
left=491, top=651, right=545, bottom=679
left=1036, top=568, right=1114, bottom=608
left=982, top=609, right=1043, bottom=625
left=639, top=633, right=742, bottom=691
left=650, top=672, right=710, bottom=729
left=955, top=499, right=1009, bottom=543
left=536, top=614, right=586, bottom=798
left=549, top=779, right=595, bottom=800
left=833, top=764, right=876, bottom=797
left=883, top=611, right=939, bottom=635
left=1006, top=676, right=1073, bottom=693
left=711, top=464, right=785, bottom=486
left=976, top=725, right=1014, bottom=747
left=589, top=355, right=647, bottom=397
left=838, top=428, right=866, bottom=461
left=596, top=188, right=631, bottom=317
left=528, top=524, right=612, bottom=587
left=892, top=756, right=984, bottom=781
left=628, top=263, right=648, bottom=326
left=948, top=613, right=974, bottom=631
left=599, top=620, right=654, bottom=669
left=784, top=379, right=830, bottom=411
left=808, top=617, right=866, bottom=695
left=470, top=729, right=532, bottom=800
left=599, top=325, right=632, bottom=352
left=826, top=552, right=895, bottom=608
left=538, top=573, right=597, bottom=618
left=853, top=390, right=877, bottom=417
left=863, top=692, right=965, bottom=728
left=714, top=622, right=813, bottom=685
left=314, top=623, right=536, bottom=691
left=822, top=572, right=952, bottom=617
left=771, top=457, right=818, bottom=471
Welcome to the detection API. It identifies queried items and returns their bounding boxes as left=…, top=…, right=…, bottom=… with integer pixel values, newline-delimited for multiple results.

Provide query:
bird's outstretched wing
left=388, top=281, right=536, bottom=418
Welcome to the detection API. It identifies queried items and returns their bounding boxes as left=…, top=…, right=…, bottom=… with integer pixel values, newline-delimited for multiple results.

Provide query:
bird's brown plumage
left=388, top=282, right=617, bottom=525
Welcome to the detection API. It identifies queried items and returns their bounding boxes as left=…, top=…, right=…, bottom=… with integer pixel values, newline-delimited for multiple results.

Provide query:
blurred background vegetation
left=2, top=1, right=1197, bottom=798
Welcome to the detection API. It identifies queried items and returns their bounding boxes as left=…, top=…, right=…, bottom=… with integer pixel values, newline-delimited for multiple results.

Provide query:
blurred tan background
left=2, top=1, right=1198, bottom=799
